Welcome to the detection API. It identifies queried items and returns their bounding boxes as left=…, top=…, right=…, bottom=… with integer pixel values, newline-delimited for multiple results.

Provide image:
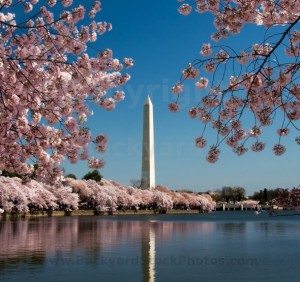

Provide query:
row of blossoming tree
left=171, top=0, right=300, bottom=163
left=0, top=176, right=216, bottom=213
left=0, top=0, right=133, bottom=183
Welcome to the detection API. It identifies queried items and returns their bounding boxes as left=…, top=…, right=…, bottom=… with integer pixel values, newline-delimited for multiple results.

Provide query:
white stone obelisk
left=141, top=96, right=155, bottom=189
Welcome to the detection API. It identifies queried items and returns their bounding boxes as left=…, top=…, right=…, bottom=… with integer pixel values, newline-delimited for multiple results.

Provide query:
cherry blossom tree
left=274, top=187, right=300, bottom=210
left=64, top=177, right=94, bottom=201
left=23, top=179, right=58, bottom=210
left=172, top=192, right=189, bottom=209
left=198, top=193, right=216, bottom=211
left=0, top=0, right=133, bottom=183
left=153, top=189, right=173, bottom=210
left=0, top=176, right=29, bottom=212
left=139, top=188, right=154, bottom=208
left=45, top=183, right=79, bottom=210
left=172, top=0, right=300, bottom=162
left=125, top=186, right=143, bottom=209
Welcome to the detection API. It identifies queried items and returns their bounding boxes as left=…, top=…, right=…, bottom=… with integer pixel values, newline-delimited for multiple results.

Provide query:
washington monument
left=141, top=96, right=155, bottom=189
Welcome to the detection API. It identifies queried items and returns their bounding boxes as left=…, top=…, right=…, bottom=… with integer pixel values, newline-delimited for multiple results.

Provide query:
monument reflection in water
left=141, top=224, right=156, bottom=282
left=1, top=213, right=300, bottom=282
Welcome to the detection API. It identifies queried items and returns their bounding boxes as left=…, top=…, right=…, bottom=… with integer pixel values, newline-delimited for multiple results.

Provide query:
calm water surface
left=1, top=211, right=300, bottom=282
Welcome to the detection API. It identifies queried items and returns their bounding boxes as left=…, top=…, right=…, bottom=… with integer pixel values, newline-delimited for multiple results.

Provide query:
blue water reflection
left=0, top=211, right=300, bottom=282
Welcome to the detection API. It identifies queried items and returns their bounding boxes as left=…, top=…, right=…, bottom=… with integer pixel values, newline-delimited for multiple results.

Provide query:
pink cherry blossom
left=195, top=137, right=207, bottom=148
left=114, top=91, right=125, bottom=102
left=168, top=103, right=180, bottom=112
left=277, top=128, right=290, bottom=136
left=200, top=43, right=213, bottom=56
left=62, top=0, right=73, bottom=7
left=234, top=129, right=247, bottom=141
left=24, top=3, right=33, bottom=13
left=236, top=52, right=248, bottom=64
left=123, top=58, right=134, bottom=68
left=230, top=120, right=242, bottom=130
left=178, top=4, right=192, bottom=16
left=251, top=141, right=266, bottom=152
left=273, top=144, right=286, bottom=156
left=99, top=98, right=116, bottom=111
left=226, top=136, right=238, bottom=148
left=195, top=77, right=209, bottom=89
left=206, top=145, right=220, bottom=163
left=204, top=60, right=215, bottom=72
left=95, top=134, right=108, bottom=153
left=233, top=145, right=248, bottom=156
left=88, top=157, right=105, bottom=169
left=171, top=82, right=184, bottom=94
left=182, top=64, right=200, bottom=79
left=215, top=50, right=230, bottom=63
left=249, top=126, right=262, bottom=137
left=188, top=107, right=199, bottom=119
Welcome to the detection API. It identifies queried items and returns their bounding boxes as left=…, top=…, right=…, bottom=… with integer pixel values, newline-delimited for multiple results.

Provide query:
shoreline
left=0, top=208, right=293, bottom=221
left=0, top=209, right=203, bottom=220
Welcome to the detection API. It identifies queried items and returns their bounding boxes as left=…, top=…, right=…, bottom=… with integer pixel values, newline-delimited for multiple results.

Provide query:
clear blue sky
left=63, top=0, right=300, bottom=195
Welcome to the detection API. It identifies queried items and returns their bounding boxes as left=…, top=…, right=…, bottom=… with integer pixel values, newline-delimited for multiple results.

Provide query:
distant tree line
left=2, top=169, right=103, bottom=183
left=65, top=170, right=102, bottom=182
left=208, top=186, right=246, bottom=203
left=249, top=188, right=281, bottom=204
left=207, top=186, right=300, bottom=209
left=208, top=186, right=294, bottom=206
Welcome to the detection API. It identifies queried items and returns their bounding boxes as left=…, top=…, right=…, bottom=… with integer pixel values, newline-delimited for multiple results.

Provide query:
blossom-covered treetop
left=0, top=0, right=133, bottom=183
left=172, top=0, right=300, bottom=163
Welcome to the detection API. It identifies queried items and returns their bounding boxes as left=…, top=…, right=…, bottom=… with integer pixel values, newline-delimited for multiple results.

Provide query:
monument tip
left=144, top=95, right=152, bottom=105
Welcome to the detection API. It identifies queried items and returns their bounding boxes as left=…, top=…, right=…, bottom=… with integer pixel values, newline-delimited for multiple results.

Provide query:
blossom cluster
left=0, top=176, right=216, bottom=213
left=0, top=176, right=78, bottom=212
left=0, top=1, right=133, bottom=183
left=172, top=0, right=300, bottom=162
left=178, top=1, right=299, bottom=39
left=65, top=178, right=216, bottom=212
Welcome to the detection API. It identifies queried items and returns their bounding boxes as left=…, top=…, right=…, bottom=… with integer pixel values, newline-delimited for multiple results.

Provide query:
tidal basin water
left=1, top=211, right=300, bottom=282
